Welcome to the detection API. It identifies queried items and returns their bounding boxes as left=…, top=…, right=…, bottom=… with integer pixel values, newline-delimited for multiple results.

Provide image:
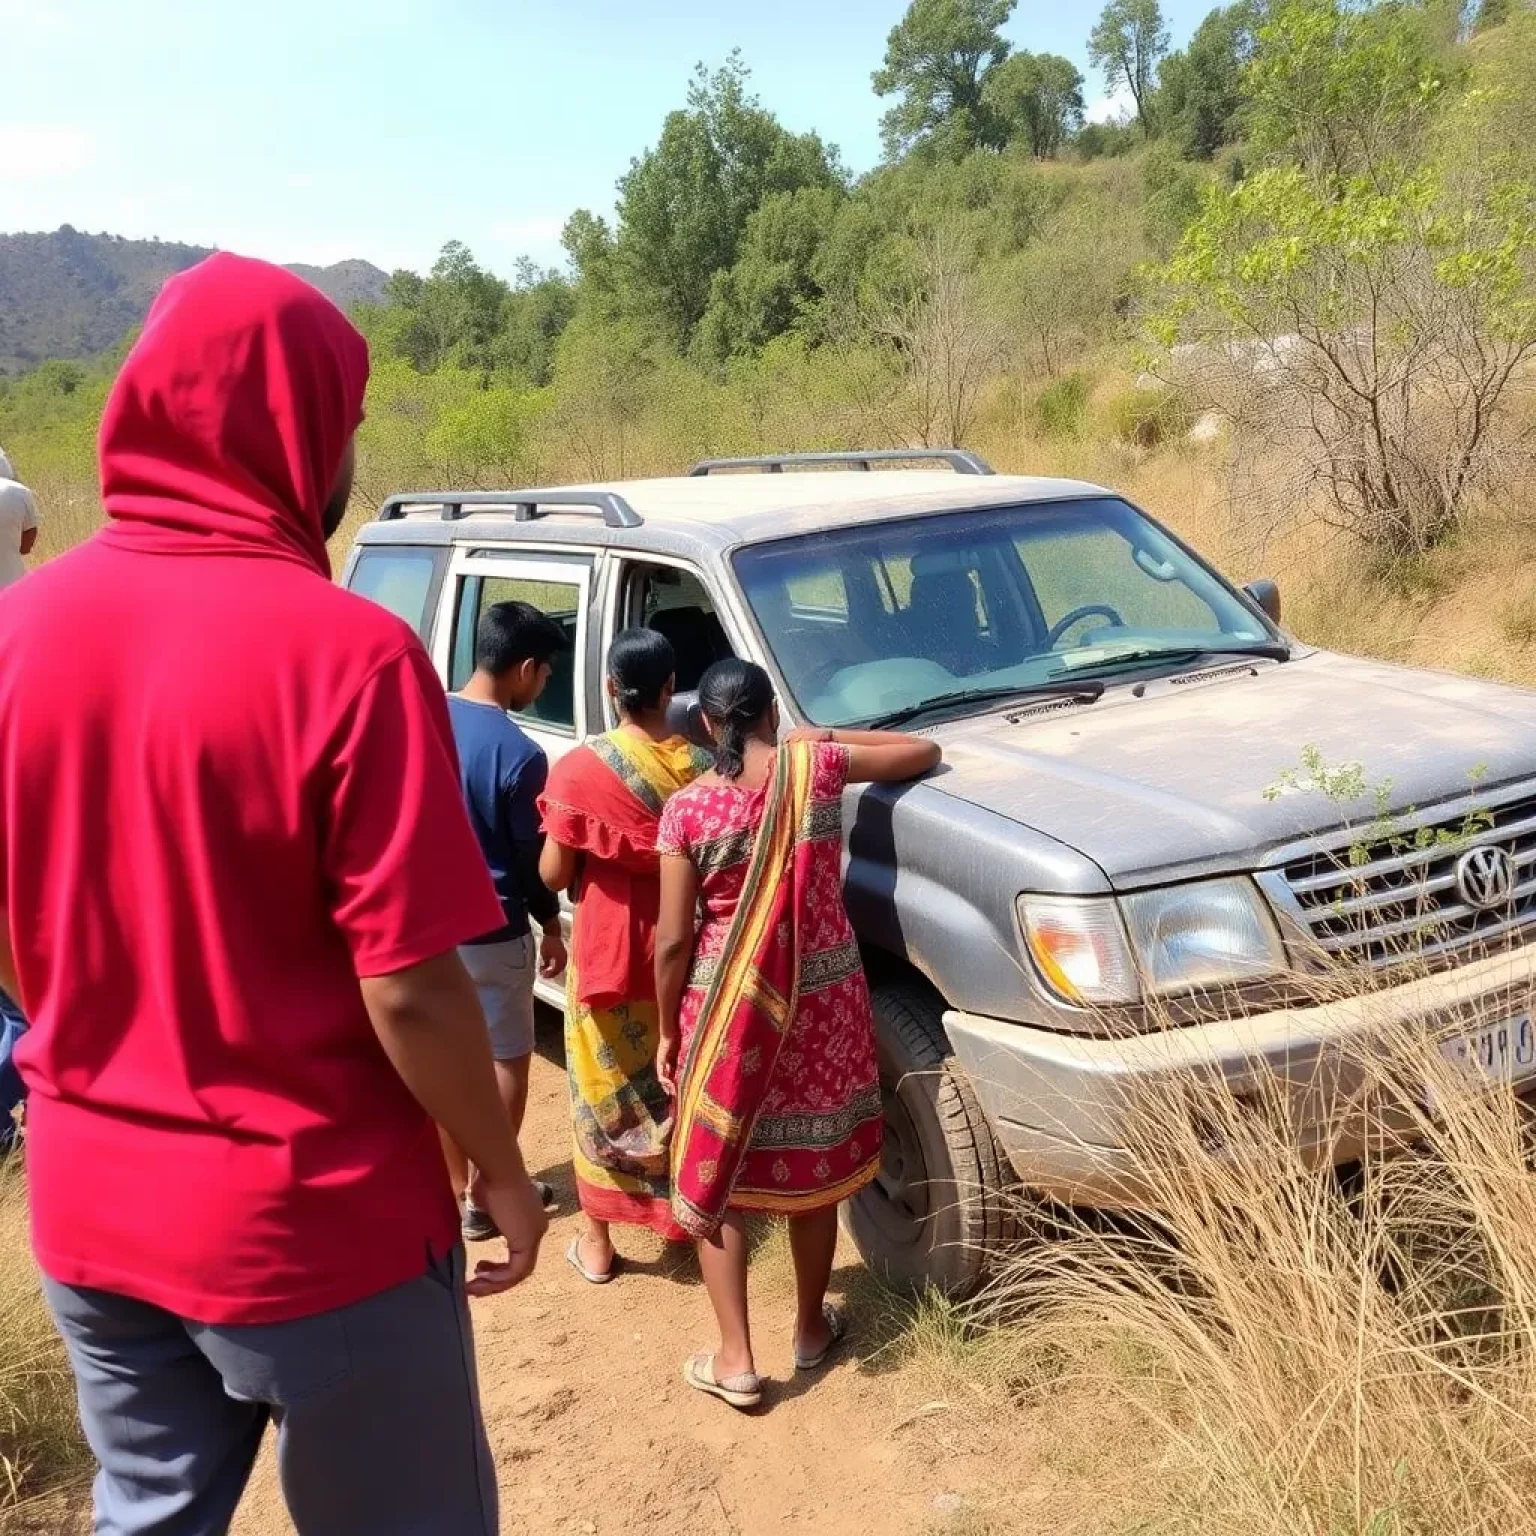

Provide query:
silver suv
left=342, top=450, right=1536, bottom=1293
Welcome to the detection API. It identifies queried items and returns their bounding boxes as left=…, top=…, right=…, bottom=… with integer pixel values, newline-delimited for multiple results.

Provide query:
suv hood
left=927, top=651, right=1536, bottom=887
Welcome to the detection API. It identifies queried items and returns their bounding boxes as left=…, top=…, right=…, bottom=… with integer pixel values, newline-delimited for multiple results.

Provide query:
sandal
left=565, top=1236, right=619, bottom=1286
left=683, top=1353, right=762, bottom=1410
left=793, top=1302, right=848, bottom=1371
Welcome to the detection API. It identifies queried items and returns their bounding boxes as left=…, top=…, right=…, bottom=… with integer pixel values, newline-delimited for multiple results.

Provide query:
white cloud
left=0, top=124, right=95, bottom=180
left=1085, top=86, right=1138, bottom=127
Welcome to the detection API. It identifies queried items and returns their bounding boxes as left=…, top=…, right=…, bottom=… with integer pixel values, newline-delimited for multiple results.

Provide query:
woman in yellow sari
left=539, top=628, right=710, bottom=1281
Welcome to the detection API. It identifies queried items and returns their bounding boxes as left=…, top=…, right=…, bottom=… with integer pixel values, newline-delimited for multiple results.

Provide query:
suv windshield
left=731, top=497, right=1280, bottom=727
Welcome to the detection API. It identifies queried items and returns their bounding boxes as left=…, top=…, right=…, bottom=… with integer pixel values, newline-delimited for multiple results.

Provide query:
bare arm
left=654, top=852, right=699, bottom=1094
left=360, top=949, right=546, bottom=1292
left=538, top=838, right=579, bottom=894
left=19, top=528, right=36, bottom=557
left=790, top=727, right=942, bottom=785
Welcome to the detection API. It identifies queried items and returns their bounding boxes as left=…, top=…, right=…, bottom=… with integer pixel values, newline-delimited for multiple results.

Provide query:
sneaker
left=461, top=1198, right=499, bottom=1243
left=534, top=1178, right=557, bottom=1214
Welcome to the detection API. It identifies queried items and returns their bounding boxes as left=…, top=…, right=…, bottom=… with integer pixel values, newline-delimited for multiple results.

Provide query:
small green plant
left=1100, top=383, right=1193, bottom=449
left=1263, top=750, right=1496, bottom=958
left=1029, top=373, right=1088, bottom=441
left=1265, top=748, right=1493, bottom=863
left=1499, top=596, right=1536, bottom=648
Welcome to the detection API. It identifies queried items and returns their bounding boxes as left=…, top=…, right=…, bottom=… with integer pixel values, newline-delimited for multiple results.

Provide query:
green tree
left=872, top=0, right=1016, bottom=159
left=493, top=260, right=577, bottom=385
left=1245, top=0, right=1449, bottom=176
left=1088, top=0, right=1171, bottom=138
left=613, top=53, right=841, bottom=346
left=697, top=185, right=844, bottom=357
left=1154, top=0, right=1536, bottom=559
left=365, top=242, right=514, bottom=374
left=983, top=50, right=1086, bottom=157
left=1156, top=2, right=1260, bottom=160
left=560, top=210, right=614, bottom=284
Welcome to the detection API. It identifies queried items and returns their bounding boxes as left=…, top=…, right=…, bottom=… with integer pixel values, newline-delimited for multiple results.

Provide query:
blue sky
left=2, top=0, right=1209, bottom=278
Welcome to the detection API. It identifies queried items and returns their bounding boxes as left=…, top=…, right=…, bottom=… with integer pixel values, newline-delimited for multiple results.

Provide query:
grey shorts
left=460, top=933, right=537, bottom=1061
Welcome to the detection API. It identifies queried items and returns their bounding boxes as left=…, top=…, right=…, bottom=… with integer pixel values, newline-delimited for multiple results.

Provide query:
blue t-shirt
left=446, top=696, right=551, bottom=944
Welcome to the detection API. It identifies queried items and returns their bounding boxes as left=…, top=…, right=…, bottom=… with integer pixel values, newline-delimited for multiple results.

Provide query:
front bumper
left=942, top=945, right=1536, bottom=1209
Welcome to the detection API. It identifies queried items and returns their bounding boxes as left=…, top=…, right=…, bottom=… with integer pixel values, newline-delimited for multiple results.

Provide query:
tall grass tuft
left=935, top=962, right=1536, bottom=1535
left=0, top=1157, right=89, bottom=1521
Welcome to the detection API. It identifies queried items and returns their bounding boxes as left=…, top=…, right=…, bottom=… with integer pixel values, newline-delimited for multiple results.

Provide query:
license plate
left=1441, top=1013, right=1536, bottom=1085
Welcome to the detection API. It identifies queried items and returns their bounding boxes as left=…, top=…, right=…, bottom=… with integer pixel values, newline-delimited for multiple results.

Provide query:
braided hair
left=697, top=658, right=775, bottom=780
left=608, top=627, right=676, bottom=718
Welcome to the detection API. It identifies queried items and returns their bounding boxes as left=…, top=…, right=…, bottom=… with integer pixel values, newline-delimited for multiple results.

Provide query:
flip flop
left=565, top=1236, right=618, bottom=1286
left=684, top=1353, right=762, bottom=1410
left=793, top=1302, right=848, bottom=1372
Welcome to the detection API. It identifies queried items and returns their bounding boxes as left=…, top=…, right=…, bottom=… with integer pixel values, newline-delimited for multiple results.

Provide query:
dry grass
left=0, top=1158, right=89, bottom=1524
left=888, top=956, right=1536, bottom=1536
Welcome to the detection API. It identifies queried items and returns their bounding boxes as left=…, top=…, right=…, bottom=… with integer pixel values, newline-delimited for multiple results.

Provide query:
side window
left=630, top=563, right=733, bottom=692
left=345, top=547, right=440, bottom=638
left=449, top=567, right=586, bottom=733
left=784, top=569, right=848, bottom=621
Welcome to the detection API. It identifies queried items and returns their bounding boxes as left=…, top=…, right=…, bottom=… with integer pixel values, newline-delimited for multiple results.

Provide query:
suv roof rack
left=374, top=489, right=642, bottom=530
left=688, top=448, right=995, bottom=477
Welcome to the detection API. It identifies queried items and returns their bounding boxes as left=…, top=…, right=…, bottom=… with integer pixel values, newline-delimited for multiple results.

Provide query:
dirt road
left=215, top=1009, right=1044, bottom=1536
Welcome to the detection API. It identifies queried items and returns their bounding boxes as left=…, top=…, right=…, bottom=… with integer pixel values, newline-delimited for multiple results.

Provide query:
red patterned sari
left=656, top=740, right=882, bottom=1238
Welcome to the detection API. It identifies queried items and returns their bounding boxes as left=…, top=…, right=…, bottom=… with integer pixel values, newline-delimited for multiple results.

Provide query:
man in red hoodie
left=0, top=254, right=545, bottom=1534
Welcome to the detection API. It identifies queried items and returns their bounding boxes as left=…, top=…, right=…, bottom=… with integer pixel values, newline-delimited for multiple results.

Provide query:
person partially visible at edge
left=654, top=659, right=940, bottom=1409
left=444, top=599, right=570, bottom=1242
left=0, top=988, right=25, bottom=1153
left=538, top=628, right=711, bottom=1283
left=0, top=253, right=546, bottom=1535
left=0, top=447, right=40, bottom=589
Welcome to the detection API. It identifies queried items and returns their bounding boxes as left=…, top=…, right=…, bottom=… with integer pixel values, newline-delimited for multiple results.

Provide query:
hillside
left=0, top=228, right=388, bottom=371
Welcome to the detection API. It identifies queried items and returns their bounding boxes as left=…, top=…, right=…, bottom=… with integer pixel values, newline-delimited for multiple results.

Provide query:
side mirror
left=665, top=691, right=713, bottom=751
left=1244, top=578, right=1281, bottom=626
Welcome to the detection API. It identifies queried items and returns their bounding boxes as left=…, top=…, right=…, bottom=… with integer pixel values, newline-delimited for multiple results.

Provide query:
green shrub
left=1100, top=383, right=1193, bottom=449
left=1029, top=373, right=1088, bottom=440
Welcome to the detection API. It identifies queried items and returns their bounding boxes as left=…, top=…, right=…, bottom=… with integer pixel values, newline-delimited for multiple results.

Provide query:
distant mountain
left=0, top=227, right=390, bottom=372
left=284, top=258, right=392, bottom=311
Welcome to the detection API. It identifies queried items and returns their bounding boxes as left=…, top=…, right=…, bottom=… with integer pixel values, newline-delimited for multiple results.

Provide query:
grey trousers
left=43, top=1246, right=498, bottom=1536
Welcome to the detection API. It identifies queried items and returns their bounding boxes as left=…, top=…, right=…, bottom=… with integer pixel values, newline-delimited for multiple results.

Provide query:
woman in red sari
left=655, top=659, right=940, bottom=1408
left=539, top=629, right=710, bottom=1282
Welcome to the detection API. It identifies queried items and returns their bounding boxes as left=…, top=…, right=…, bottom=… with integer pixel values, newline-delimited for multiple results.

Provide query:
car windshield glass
left=730, top=497, right=1281, bottom=727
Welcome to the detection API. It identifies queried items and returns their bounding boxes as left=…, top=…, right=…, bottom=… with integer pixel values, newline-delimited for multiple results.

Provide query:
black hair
left=475, top=600, right=568, bottom=677
left=608, top=627, right=676, bottom=717
left=697, top=658, right=775, bottom=780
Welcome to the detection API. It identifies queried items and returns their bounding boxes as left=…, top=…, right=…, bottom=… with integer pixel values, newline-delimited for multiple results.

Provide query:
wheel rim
left=857, top=1081, right=930, bottom=1250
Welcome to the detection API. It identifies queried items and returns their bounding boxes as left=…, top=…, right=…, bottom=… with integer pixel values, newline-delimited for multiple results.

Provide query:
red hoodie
left=0, top=254, right=503, bottom=1324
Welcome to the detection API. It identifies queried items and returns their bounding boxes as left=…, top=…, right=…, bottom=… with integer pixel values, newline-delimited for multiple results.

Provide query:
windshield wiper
left=1047, top=642, right=1291, bottom=680
left=862, top=681, right=1106, bottom=731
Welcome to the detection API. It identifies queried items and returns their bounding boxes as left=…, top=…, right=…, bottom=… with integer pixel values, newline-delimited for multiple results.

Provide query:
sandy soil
left=194, top=1008, right=1049, bottom=1536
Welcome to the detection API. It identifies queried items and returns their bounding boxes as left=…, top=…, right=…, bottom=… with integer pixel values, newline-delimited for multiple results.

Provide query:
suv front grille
left=1277, top=791, right=1536, bottom=969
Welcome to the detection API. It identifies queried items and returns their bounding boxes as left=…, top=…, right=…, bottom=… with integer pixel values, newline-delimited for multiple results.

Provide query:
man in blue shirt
left=445, top=601, right=569, bottom=1240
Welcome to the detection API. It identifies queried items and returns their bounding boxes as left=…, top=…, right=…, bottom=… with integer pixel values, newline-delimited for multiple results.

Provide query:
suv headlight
left=1018, top=879, right=1285, bottom=1007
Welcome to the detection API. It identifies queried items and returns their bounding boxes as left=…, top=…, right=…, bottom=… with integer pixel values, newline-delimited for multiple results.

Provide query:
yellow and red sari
left=541, top=730, right=709, bottom=1236
left=656, top=740, right=882, bottom=1238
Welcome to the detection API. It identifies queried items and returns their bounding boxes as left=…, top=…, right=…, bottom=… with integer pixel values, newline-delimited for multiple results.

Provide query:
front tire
left=845, top=979, right=1016, bottom=1295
